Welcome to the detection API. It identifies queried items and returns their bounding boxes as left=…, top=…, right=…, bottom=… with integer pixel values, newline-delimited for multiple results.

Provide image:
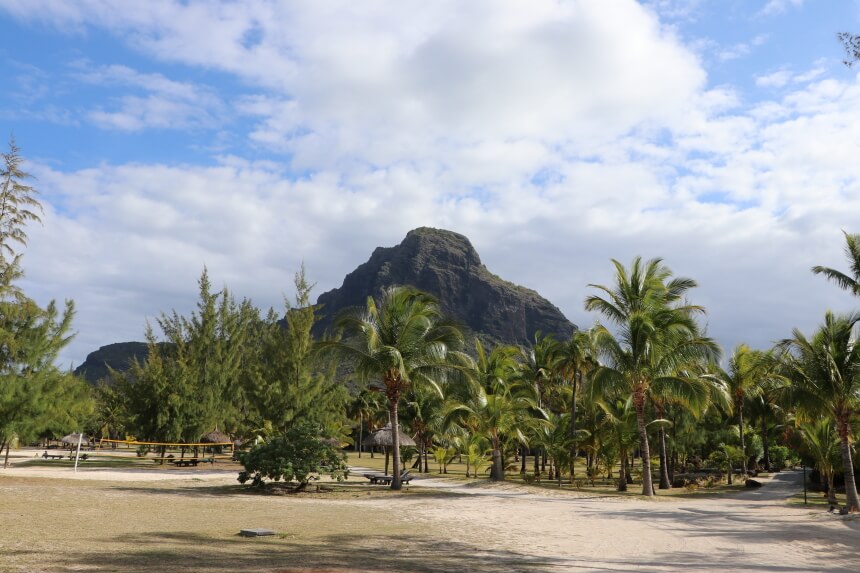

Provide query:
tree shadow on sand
left=40, top=532, right=562, bottom=573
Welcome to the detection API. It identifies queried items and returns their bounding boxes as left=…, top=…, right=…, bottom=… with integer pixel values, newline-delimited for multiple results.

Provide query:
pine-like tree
left=0, top=138, right=79, bottom=466
left=242, top=265, right=348, bottom=438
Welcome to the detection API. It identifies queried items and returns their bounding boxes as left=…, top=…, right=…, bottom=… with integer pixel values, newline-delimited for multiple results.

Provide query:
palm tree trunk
left=390, top=400, right=402, bottom=490
left=521, top=445, right=527, bottom=474
left=827, top=471, right=838, bottom=505
left=617, top=443, right=628, bottom=492
left=658, top=426, right=671, bottom=489
left=358, top=414, right=363, bottom=459
left=491, top=435, right=504, bottom=481
left=2, top=439, right=9, bottom=469
left=738, top=406, right=747, bottom=475
left=569, top=372, right=578, bottom=480
left=838, top=417, right=859, bottom=512
left=633, top=390, right=654, bottom=497
left=669, top=420, right=677, bottom=483
left=761, top=419, right=770, bottom=471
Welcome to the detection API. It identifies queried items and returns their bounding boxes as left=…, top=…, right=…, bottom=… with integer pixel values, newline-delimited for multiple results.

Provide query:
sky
left=0, top=0, right=859, bottom=368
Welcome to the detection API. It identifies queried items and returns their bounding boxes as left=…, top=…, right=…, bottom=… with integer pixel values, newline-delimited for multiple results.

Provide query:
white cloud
left=758, top=0, right=804, bottom=17
left=756, top=69, right=792, bottom=88
left=70, top=63, right=224, bottom=131
left=718, top=34, right=768, bottom=62
left=756, top=62, right=831, bottom=89
left=2, top=0, right=859, bottom=369
left=1, top=0, right=705, bottom=162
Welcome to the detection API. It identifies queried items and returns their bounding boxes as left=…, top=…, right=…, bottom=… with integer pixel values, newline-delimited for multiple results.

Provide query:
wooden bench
left=42, top=453, right=65, bottom=460
left=364, top=471, right=413, bottom=485
left=171, top=458, right=199, bottom=467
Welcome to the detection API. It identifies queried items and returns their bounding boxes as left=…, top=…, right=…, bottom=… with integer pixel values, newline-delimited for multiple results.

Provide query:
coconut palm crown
left=316, top=285, right=468, bottom=490
left=778, top=311, right=860, bottom=512
left=585, top=256, right=720, bottom=496
left=811, top=231, right=860, bottom=296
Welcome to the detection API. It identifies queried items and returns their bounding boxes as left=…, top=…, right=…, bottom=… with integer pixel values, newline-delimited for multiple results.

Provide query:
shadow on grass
left=46, top=532, right=560, bottom=573
left=30, top=528, right=860, bottom=573
left=105, top=481, right=468, bottom=501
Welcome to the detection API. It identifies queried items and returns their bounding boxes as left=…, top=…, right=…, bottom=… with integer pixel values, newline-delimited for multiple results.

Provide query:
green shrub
left=769, top=445, right=791, bottom=471
left=238, top=424, right=349, bottom=489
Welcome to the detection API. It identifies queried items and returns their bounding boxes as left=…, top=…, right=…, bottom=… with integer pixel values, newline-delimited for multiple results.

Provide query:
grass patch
left=18, top=457, right=144, bottom=469
left=786, top=490, right=845, bottom=508
left=346, top=452, right=754, bottom=500
left=0, top=474, right=535, bottom=573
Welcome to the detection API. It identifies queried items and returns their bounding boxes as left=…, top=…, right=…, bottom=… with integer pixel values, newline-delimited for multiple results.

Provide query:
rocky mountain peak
left=314, top=227, right=575, bottom=347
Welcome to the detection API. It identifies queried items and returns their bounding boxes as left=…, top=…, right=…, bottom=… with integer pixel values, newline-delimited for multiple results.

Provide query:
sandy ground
left=2, top=450, right=858, bottom=572
left=2, top=447, right=247, bottom=481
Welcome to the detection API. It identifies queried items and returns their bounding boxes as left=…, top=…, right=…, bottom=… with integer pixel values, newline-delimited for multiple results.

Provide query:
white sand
left=357, top=466, right=860, bottom=572
left=1, top=448, right=239, bottom=483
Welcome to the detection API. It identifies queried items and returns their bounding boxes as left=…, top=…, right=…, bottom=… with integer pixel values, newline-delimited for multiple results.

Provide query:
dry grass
left=3, top=457, right=858, bottom=573
left=0, top=473, right=545, bottom=573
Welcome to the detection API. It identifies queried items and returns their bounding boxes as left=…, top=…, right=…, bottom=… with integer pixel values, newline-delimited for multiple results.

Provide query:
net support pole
left=74, top=433, right=83, bottom=473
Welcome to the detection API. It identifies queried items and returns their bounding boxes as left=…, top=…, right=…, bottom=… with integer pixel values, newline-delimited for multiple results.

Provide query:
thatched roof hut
left=60, top=433, right=89, bottom=445
left=200, top=430, right=231, bottom=444
left=363, top=423, right=416, bottom=447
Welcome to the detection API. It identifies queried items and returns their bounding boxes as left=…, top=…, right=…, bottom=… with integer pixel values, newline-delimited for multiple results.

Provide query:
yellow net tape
left=97, top=438, right=234, bottom=448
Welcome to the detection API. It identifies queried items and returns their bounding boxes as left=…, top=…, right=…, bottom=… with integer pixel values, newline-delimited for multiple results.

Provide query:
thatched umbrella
left=364, top=423, right=416, bottom=447
left=200, top=430, right=231, bottom=444
left=364, top=423, right=415, bottom=475
left=200, top=430, right=231, bottom=455
left=60, top=433, right=89, bottom=446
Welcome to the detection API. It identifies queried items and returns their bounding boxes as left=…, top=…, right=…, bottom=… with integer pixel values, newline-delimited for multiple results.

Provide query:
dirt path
left=357, top=469, right=860, bottom=572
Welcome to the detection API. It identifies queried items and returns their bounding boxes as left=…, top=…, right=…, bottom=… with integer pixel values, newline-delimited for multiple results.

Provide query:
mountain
left=74, top=341, right=150, bottom=385
left=314, top=227, right=576, bottom=346
left=75, top=228, right=576, bottom=384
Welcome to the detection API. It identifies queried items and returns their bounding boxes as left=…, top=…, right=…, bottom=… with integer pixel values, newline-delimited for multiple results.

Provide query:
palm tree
left=812, top=231, right=860, bottom=296
left=596, top=396, right=638, bottom=491
left=519, top=333, right=559, bottom=476
left=444, top=372, right=541, bottom=481
left=745, top=351, right=787, bottom=472
left=403, top=384, right=443, bottom=472
left=706, top=345, right=768, bottom=475
left=779, top=311, right=860, bottom=512
left=555, top=328, right=598, bottom=480
left=520, top=332, right=559, bottom=409
left=585, top=257, right=720, bottom=496
left=316, top=286, right=467, bottom=490
left=456, top=431, right=490, bottom=478
left=534, top=412, right=573, bottom=486
left=798, top=418, right=841, bottom=505
left=444, top=339, right=519, bottom=480
left=349, top=387, right=386, bottom=459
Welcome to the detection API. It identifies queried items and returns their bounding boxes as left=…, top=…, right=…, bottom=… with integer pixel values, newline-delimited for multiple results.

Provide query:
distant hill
left=314, top=227, right=576, bottom=347
left=74, top=342, right=150, bottom=385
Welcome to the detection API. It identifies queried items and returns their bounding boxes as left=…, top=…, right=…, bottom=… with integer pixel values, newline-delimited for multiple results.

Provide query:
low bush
left=238, top=424, right=349, bottom=490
